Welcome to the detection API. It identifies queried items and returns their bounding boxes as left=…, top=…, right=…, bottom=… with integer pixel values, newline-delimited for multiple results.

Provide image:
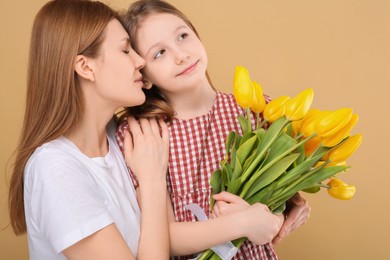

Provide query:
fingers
left=158, top=118, right=169, bottom=145
left=212, top=191, right=247, bottom=204
left=127, top=117, right=143, bottom=137
left=212, top=201, right=229, bottom=218
left=123, top=129, right=133, bottom=167
left=291, top=192, right=307, bottom=206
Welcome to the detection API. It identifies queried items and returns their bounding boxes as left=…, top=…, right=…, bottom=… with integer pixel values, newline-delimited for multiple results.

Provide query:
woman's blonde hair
left=9, top=0, right=120, bottom=235
left=119, top=0, right=215, bottom=122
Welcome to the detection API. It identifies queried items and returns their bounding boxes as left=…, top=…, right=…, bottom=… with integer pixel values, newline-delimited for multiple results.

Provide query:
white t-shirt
left=24, top=122, right=141, bottom=260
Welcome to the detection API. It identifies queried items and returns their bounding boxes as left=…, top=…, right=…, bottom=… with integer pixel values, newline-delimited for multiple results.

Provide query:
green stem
left=256, top=113, right=260, bottom=129
left=246, top=108, right=252, bottom=132
left=197, top=249, right=214, bottom=260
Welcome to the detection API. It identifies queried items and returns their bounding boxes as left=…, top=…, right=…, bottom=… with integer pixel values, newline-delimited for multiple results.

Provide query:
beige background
left=1, top=0, right=389, bottom=259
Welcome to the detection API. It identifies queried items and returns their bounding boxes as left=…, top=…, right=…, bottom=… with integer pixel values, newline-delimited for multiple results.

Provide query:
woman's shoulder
left=25, top=138, right=86, bottom=184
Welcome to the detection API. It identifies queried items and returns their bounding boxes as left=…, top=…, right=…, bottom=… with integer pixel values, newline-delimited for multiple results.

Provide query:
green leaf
left=263, top=133, right=297, bottom=166
left=241, top=117, right=289, bottom=183
left=272, top=201, right=286, bottom=214
left=225, top=131, right=237, bottom=155
left=237, top=135, right=258, bottom=165
left=254, top=128, right=266, bottom=140
left=246, top=182, right=278, bottom=205
left=221, top=163, right=230, bottom=187
left=227, top=177, right=242, bottom=194
left=240, top=131, right=313, bottom=199
left=209, top=169, right=222, bottom=208
left=295, top=140, right=306, bottom=165
left=231, top=154, right=243, bottom=181
left=275, top=153, right=324, bottom=189
left=238, top=115, right=249, bottom=134
left=239, top=132, right=256, bottom=146
left=269, top=165, right=349, bottom=208
left=244, top=153, right=300, bottom=199
left=302, top=185, right=321, bottom=193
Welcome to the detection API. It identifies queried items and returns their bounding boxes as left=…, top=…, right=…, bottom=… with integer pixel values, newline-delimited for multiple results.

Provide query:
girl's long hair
left=9, top=0, right=119, bottom=235
left=119, top=0, right=215, bottom=122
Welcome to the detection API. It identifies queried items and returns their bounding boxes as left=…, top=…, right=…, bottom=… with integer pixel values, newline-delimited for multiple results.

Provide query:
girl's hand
left=211, top=192, right=250, bottom=218
left=123, top=117, right=169, bottom=184
left=211, top=191, right=283, bottom=245
left=272, top=193, right=311, bottom=245
left=242, top=203, right=283, bottom=245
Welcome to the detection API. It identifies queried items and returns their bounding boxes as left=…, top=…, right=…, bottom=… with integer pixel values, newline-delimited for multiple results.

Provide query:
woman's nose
left=131, top=49, right=145, bottom=70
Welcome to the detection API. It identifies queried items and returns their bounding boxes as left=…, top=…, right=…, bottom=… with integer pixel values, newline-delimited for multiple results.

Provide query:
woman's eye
left=154, top=49, right=165, bottom=59
left=178, top=33, right=188, bottom=41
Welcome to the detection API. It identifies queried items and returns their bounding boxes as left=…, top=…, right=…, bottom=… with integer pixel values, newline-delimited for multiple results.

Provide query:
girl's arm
left=124, top=117, right=170, bottom=259
left=167, top=192, right=282, bottom=256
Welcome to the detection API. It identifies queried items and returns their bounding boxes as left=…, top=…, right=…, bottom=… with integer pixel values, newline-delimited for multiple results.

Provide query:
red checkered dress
left=116, top=92, right=278, bottom=260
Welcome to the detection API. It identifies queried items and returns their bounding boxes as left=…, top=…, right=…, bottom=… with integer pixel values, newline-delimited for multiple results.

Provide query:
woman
left=8, top=0, right=169, bottom=259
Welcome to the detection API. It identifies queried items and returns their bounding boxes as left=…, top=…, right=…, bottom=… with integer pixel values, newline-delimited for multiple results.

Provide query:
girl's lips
left=176, top=61, right=198, bottom=76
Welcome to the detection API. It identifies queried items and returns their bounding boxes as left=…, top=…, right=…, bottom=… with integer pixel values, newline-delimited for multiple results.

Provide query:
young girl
left=8, top=0, right=169, bottom=259
left=117, top=0, right=310, bottom=259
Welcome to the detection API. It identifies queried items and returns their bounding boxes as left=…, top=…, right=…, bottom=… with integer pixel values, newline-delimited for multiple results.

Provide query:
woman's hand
left=272, top=193, right=311, bottom=245
left=123, top=117, right=169, bottom=184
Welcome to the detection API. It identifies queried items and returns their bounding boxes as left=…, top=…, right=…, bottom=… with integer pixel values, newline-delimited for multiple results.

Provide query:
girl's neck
left=165, top=83, right=217, bottom=120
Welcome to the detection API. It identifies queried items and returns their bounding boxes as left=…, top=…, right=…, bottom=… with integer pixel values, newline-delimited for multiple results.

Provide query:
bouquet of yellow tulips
left=198, top=66, right=362, bottom=260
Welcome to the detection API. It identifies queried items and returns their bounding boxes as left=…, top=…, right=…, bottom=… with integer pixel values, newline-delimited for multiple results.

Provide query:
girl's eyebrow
left=145, top=25, right=188, bottom=57
left=174, top=25, right=187, bottom=33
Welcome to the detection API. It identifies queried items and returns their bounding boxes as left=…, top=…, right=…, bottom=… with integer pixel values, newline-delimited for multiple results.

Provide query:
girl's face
left=91, top=19, right=146, bottom=108
left=135, top=13, right=209, bottom=94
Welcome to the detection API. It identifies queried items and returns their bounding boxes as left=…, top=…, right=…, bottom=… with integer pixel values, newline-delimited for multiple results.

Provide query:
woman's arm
left=63, top=224, right=134, bottom=260
left=124, top=117, right=170, bottom=259
left=272, top=193, right=311, bottom=245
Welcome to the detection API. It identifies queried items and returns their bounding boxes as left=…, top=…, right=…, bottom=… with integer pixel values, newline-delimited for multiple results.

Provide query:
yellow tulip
left=284, top=88, right=314, bottom=121
left=314, top=160, right=348, bottom=169
left=327, top=178, right=356, bottom=200
left=316, top=108, right=353, bottom=138
left=300, top=109, right=327, bottom=138
left=322, top=114, right=359, bottom=147
left=250, top=81, right=266, bottom=113
left=324, top=134, right=362, bottom=163
left=263, top=96, right=290, bottom=122
left=291, top=119, right=303, bottom=137
left=233, top=66, right=253, bottom=108
left=304, top=135, right=322, bottom=156
left=327, top=161, right=348, bottom=167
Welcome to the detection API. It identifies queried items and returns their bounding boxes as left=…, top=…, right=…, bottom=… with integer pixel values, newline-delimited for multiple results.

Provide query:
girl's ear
left=143, top=79, right=153, bottom=89
left=74, top=55, right=95, bottom=82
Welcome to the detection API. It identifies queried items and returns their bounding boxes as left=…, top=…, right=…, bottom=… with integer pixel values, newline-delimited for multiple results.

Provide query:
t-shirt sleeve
left=116, top=122, right=140, bottom=188
left=24, top=149, right=114, bottom=253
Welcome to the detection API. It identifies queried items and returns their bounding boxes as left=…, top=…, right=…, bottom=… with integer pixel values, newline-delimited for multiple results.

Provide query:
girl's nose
left=174, top=52, right=190, bottom=65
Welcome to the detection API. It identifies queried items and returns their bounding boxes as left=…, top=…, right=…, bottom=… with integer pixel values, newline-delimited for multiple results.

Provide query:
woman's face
left=91, top=19, right=147, bottom=109
left=135, top=13, right=209, bottom=94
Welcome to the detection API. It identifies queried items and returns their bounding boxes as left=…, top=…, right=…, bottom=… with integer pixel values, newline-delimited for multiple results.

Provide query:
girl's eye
left=154, top=49, right=166, bottom=59
left=178, top=33, right=188, bottom=42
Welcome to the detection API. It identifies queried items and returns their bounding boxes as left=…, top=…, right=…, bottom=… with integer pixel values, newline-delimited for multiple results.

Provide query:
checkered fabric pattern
left=116, top=92, right=278, bottom=260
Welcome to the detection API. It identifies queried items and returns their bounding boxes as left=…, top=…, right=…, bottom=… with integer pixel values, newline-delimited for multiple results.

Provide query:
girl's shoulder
left=215, top=91, right=244, bottom=113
